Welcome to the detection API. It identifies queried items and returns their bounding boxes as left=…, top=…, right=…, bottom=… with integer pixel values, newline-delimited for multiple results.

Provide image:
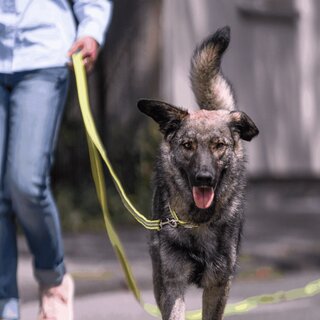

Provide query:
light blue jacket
left=0, top=0, right=113, bottom=73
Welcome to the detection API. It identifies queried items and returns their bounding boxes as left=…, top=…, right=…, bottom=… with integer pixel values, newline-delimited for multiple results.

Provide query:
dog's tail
left=190, top=26, right=236, bottom=111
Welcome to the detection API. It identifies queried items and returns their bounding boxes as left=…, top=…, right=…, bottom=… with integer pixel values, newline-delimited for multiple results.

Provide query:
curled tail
left=190, top=26, right=236, bottom=111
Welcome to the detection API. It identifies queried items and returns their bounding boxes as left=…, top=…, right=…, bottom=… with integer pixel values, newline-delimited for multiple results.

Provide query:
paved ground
left=17, top=180, right=320, bottom=319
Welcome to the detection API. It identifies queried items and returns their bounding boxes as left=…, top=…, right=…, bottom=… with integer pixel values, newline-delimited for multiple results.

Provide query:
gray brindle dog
left=138, top=26, right=259, bottom=320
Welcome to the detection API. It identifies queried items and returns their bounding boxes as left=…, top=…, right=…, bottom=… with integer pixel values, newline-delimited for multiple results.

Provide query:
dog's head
left=138, top=99, right=258, bottom=213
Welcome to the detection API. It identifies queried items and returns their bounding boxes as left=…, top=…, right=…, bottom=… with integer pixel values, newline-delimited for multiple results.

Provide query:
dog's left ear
left=137, top=99, right=189, bottom=136
left=229, top=111, right=259, bottom=141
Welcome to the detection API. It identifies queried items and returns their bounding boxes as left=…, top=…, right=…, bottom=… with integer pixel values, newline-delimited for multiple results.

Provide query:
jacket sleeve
left=72, top=0, right=113, bottom=45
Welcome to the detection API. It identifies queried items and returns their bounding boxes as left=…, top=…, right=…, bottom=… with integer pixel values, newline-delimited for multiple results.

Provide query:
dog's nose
left=195, top=171, right=214, bottom=185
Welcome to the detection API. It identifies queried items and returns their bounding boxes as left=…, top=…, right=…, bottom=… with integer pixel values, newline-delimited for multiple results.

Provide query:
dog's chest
left=177, top=229, right=231, bottom=287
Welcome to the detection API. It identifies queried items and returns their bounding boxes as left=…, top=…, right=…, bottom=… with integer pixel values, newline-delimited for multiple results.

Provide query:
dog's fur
left=137, top=27, right=259, bottom=320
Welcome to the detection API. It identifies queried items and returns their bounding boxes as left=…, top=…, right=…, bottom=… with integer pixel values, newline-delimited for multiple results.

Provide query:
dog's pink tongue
left=192, top=187, right=214, bottom=209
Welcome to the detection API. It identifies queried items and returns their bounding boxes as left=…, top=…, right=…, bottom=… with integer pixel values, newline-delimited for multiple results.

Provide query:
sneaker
left=38, top=273, right=74, bottom=320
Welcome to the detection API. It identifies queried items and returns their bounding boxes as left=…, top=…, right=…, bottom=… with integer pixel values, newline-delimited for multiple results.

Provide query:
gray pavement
left=17, top=180, right=320, bottom=319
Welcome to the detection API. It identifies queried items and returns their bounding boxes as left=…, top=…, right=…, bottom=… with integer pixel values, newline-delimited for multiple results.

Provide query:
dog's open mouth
left=192, top=186, right=215, bottom=209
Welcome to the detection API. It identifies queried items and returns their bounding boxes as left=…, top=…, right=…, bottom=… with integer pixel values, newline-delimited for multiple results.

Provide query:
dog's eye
left=216, top=142, right=226, bottom=149
left=182, top=142, right=193, bottom=150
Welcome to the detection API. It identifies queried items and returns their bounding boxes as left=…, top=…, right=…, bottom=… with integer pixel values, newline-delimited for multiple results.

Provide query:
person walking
left=0, top=1, right=113, bottom=319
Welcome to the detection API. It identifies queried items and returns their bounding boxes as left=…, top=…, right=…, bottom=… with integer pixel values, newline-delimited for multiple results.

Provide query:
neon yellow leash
left=69, top=56, right=191, bottom=231
left=72, top=52, right=320, bottom=318
left=72, top=52, right=157, bottom=314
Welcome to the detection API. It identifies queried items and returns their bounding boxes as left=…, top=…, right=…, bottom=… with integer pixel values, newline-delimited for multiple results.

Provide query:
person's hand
left=68, top=36, right=99, bottom=73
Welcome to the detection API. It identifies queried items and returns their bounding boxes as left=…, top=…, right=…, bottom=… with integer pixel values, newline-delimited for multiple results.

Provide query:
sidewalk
left=17, top=180, right=320, bottom=319
left=17, top=224, right=320, bottom=319
left=20, top=273, right=320, bottom=320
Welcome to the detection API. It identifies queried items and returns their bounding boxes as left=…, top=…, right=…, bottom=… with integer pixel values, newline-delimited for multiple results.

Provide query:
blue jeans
left=0, top=67, right=69, bottom=319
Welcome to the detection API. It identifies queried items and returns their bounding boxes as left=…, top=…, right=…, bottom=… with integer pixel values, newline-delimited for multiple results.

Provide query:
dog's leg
left=153, top=264, right=186, bottom=320
left=202, top=279, right=231, bottom=320
left=152, top=261, right=186, bottom=320
left=150, top=236, right=187, bottom=320
left=158, top=284, right=185, bottom=320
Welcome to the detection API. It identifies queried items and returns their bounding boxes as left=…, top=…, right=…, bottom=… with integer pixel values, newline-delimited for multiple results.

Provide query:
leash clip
left=160, top=218, right=178, bottom=229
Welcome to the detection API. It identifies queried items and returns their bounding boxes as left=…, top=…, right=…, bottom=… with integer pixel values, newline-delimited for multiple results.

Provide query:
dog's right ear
left=137, top=99, right=189, bottom=137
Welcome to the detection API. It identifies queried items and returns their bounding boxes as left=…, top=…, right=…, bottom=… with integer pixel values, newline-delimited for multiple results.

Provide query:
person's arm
left=68, top=0, right=113, bottom=72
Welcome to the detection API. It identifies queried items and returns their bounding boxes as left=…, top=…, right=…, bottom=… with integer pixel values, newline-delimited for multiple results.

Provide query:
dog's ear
left=138, top=99, right=189, bottom=136
left=229, top=111, right=259, bottom=141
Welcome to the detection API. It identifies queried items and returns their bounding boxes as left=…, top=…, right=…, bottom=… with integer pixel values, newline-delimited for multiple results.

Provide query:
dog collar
left=159, top=205, right=199, bottom=230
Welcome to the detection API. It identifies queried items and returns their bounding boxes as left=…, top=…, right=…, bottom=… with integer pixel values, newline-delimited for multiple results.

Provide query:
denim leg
left=6, top=68, right=69, bottom=288
left=0, top=77, right=20, bottom=320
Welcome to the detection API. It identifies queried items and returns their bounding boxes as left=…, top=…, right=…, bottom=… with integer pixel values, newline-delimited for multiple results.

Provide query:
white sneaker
left=38, top=274, right=74, bottom=320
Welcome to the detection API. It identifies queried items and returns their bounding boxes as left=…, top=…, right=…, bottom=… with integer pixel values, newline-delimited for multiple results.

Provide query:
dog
left=137, top=26, right=259, bottom=320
